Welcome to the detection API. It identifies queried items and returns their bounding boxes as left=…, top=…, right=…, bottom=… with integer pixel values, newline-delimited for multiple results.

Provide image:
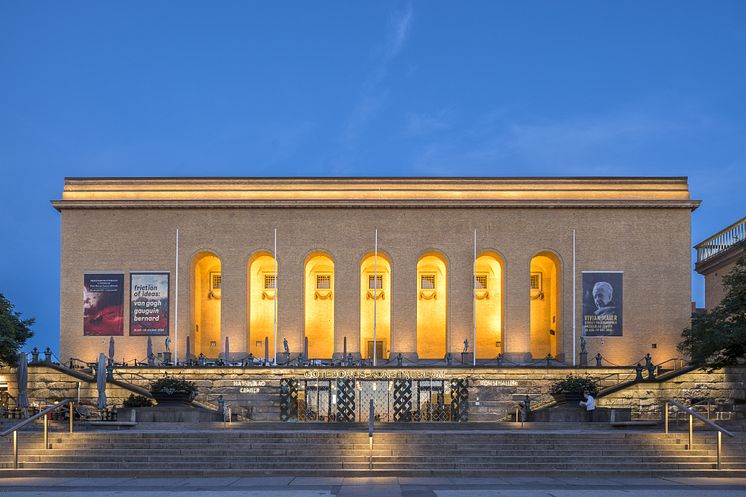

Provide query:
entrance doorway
left=367, top=341, right=384, bottom=360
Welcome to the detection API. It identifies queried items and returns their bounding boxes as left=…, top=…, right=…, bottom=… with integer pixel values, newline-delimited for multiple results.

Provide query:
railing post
left=717, top=431, right=722, bottom=470
left=664, top=401, right=669, bottom=434
left=69, top=401, right=74, bottom=433
left=368, top=399, right=374, bottom=470
left=13, top=431, right=18, bottom=469
left=688, top=414, right=693, bottom=450
left=43, top=414, right=48, bottom=450
left=515, top=406, right=519, bottom=423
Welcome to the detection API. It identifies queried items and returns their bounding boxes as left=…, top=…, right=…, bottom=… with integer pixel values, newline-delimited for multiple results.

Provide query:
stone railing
left=695, top=216, right=746, bottom=263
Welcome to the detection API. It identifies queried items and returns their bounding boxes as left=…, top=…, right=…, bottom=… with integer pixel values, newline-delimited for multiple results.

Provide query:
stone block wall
left=2, top=365, right=743, bottom=422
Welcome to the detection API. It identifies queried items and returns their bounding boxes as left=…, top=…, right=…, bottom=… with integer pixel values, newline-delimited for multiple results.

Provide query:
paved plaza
left=0, top=476, right=745, bottom=497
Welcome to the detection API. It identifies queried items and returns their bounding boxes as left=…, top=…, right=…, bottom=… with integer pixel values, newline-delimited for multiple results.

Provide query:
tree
left=0, top=293, right=34, bottom=366
left=679, top=257, right=746, bottom=368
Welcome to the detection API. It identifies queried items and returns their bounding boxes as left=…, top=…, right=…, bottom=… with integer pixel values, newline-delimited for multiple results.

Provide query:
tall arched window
left=417, top=252, right=447, bottom=359
left=248, top=252, right=277, bottom=360
left=191, top=251, right=221, bottom=358
left=475, top=251, right=504, bottom=359
left=304, top=252, right=334, bottom=359
left=360, top=253, right=391, bottom=361
left=529, top=251, right=561, bottom=359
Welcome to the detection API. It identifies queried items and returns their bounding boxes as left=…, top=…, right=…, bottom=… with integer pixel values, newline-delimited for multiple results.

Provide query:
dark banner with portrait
left=130, top=272, right=170, bottom=336
left=83, top=273, right=124, bottom=336
left=582, top=271, right=623, bottom=337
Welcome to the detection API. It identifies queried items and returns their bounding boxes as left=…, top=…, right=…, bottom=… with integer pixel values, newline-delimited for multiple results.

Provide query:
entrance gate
left=279, top=378, right=468, bottom=422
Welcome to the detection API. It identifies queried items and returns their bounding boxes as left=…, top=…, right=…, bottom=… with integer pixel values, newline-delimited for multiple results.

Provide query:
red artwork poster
left=83, top=273, right=125, bottom=336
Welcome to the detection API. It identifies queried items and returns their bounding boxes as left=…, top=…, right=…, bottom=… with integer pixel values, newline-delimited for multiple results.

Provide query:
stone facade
left=53, top=177, right=699, bottom=366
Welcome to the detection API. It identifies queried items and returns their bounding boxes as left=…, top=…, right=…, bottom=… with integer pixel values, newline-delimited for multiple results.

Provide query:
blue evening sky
left=1, top=1, right=745, bottom=354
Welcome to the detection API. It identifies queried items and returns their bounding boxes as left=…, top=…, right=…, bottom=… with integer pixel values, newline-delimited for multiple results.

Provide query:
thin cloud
left=412, top=103, right=712, bottom=176
left=339, top=3, right=414, bottom=156
left=404, top=108, right=454, bottom=137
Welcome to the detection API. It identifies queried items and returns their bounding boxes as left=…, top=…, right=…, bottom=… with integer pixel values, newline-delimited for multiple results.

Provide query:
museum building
left=52, top=177, right=699, bottom=367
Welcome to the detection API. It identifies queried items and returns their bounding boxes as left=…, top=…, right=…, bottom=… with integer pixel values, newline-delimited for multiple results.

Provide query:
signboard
left=83, top=273, right=124, bottom=336
left=130, top=272, right=170, bottom=336
left=582, top=271, right=623, bottom=337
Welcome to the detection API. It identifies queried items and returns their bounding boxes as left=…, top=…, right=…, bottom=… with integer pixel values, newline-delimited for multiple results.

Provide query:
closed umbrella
left=147, top=337, right=153, bottom=365
left=225, top=336, right=230, bottom=362
left=96, top=353, right=107, bottom=413
left=108, top=337, right=115, bottom=365
left=16, top=352, right=29, bottom=417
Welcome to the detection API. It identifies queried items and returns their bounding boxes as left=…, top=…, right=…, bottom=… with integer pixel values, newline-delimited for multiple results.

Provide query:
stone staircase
left=1, top=427, right=745, bottom=477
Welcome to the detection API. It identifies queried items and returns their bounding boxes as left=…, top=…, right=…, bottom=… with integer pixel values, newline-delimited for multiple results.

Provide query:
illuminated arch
left=360, top=252, right=392, bottom=361
left=304, top=252, right=335, bottom=359
left=416, top=251, right=447, bottom=359
left=475, top=250, right=504, bottom=359
left=529, top=251, right=562, bottom=359
left=190, top=251, right=222, bottom=359
left=247, top=251, right=277, bottom=360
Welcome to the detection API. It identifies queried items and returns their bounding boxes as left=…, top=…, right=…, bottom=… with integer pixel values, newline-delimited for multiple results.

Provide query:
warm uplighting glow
left=475, top=251, right=503, bottom=359
left=54, top=178, right=697, bottom=210
left=360, top=253, right=391, bottom=360
left=248, top=252, right=276, bottom=359
left=191, top=252, right=221, bottom=358
left=530, top=252, right=560, bottom=358
left=305, top=253, right=335, bottom=359
left=417, top=252, right=447, bottom=359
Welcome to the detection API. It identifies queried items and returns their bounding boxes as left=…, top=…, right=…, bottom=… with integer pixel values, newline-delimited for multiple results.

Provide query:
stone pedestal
left=579, top=351, right=588, bottom=367
left=460, top=352, right=474, bottom=365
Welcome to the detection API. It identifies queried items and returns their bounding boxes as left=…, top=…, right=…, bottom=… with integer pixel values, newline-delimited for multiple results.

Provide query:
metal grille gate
left=280, top=378, right=468, bottom=422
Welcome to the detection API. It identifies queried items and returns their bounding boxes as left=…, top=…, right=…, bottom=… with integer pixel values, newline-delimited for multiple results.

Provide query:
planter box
left=551, top=392, right=585, bottom=404
left=151, top=391, right=195, bottom=405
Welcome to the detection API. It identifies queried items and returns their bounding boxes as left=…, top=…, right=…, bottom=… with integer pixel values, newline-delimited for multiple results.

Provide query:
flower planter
left=551, top=392, right=585, bottom=404
left=151, top=391, right=195, bottom=405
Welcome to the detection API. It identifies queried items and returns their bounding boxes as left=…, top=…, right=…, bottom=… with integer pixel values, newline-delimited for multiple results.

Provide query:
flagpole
left=373, top=229, right=378, bottom=367
left=473, top=229, right=477, bottom=367
left=272, top=228, right=280, bottom=366
left=174, top=227, right=179, bottom=365
left=572, top=229, right=576, bottom=367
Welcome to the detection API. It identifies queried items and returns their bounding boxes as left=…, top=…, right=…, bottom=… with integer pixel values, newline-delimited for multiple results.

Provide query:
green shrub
left=150, top=377, right=197, bottom=398
left=549, top=375, right=599, bottom=396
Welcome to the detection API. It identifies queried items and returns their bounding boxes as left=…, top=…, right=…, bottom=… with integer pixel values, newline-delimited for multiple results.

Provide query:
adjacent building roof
left=52, top=177, right=700, bottom=210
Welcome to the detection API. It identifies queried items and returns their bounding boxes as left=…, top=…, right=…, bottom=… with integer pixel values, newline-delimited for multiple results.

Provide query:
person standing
left=579, top=391, right=596, bottom=422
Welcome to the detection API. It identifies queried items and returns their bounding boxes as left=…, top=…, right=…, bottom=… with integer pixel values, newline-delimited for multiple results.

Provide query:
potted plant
left=549, top=375, right=599, bottom=403
left=149, top=377, right=198, bottom=404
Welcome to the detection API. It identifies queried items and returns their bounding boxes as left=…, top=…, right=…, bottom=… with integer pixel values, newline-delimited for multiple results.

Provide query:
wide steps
left=1, top=429, right=742, bottom=477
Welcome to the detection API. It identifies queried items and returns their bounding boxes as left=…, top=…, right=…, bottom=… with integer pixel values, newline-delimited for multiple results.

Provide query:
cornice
left=52, top=176, right=699, bottom=211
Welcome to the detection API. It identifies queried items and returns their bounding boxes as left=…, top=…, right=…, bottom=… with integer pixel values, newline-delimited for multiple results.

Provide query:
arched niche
left=529, top=251, right=561, bottom=359
left=248, top=252, right=277, bottom=360
left=475, top=251, right=504, bottom=359
left=360, top=252, right=391, bottom=361
left=304, top=252, right=334, bottom=359
left=191, top=251, right=221, bottom=359
left=416, top=252, right=447, bottom=359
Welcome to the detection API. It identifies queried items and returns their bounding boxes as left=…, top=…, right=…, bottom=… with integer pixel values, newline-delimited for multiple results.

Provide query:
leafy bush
left=150, top=377, right=197, bottom=398
left=122, top=394, right=154, bottom=408
left=679, top=257, right=746, bottom=369
left=549, top=375, right=599, bottom=396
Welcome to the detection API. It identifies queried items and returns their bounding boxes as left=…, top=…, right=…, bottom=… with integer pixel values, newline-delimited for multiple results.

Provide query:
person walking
left=579, top=391, right=596, bottom=422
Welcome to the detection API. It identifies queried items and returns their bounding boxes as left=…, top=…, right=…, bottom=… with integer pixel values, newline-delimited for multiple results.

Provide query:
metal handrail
left=1, top=399, right=75, bottom=469
left=655, top=357, right=689, bottom=371
left=665, top=399, right=735, bottom=470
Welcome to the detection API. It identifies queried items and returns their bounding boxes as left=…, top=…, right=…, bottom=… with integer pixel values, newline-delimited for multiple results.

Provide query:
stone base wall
left=597, top=368, right=746, bottom=419
left=1, top=365, right=743, bottom=422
